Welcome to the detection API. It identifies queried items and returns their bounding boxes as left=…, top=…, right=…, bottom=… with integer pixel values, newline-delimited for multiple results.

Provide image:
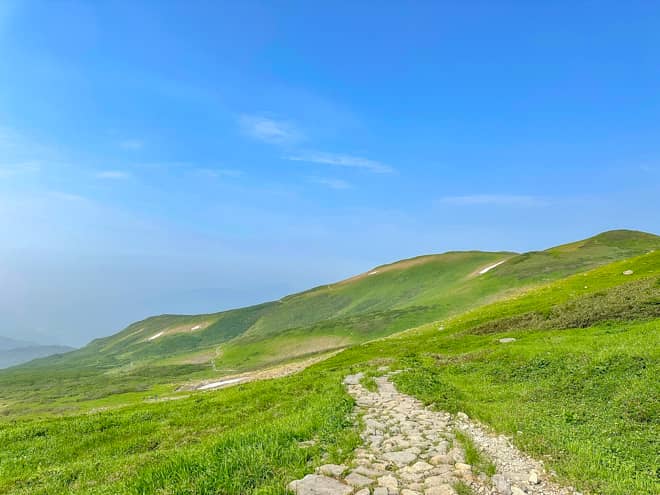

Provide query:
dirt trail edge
left=288, top=373, right=581, bottom=495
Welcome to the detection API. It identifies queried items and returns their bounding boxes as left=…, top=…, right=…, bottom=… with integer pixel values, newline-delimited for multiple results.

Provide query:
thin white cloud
left=309, top=177, right=353, bottom=190
left=119, top=139, right=144, bottom=150
left=438, top=194, right=547, bottom=206
left=95, top=170, right=131, bottom=180
left=50, top=191, right=88, bottom=202
left=286, top=151, right=394, bottom=174
left=239, top=115, right=302, bottom=145
left=193, top=168, right=243, bottom=178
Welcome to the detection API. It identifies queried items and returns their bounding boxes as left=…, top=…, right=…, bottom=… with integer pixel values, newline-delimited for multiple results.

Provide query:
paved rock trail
left=288, top=372, right=580, bottom=495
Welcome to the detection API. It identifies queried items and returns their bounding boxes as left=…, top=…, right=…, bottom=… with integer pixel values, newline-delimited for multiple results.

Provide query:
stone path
left=288, top=372, right=580, bottom=495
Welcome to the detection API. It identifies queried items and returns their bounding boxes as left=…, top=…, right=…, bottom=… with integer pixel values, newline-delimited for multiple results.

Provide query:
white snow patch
left=368, top=270, right=379, bottom=276
left=191, top=325, right=202, bottom=331
left=478, top=260, right=506, bottom=275
left=148, top=331, right=164, bottom=341
left=197, top=377, right=246, bottom=390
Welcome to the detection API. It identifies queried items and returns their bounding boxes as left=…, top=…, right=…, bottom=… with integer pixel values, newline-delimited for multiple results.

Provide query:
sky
left=1, top=1, right=659, bottom=346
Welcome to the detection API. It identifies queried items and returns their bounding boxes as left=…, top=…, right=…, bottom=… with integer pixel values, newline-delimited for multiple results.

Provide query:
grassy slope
left=1, top=230, right=658, bottom=417
left=386, top=252, right=660, bottom=495
left=0, top=367, right=360, bottom=495
left=0, top=231, right=657, bottom=493
left=0, top=250, right=658, bottom=494
left=41, top=229, right=660, bottom=370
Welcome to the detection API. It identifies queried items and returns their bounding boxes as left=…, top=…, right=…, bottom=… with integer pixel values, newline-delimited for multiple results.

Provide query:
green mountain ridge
left=47, top=229, right=659, bottom=370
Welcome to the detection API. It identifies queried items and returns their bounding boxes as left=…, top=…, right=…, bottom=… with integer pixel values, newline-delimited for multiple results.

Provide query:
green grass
left=391, top=320, right=659, bottom=495
left=0, top=230, right=658, bottom=494
left=453, top=481, right=475, bottom=495
left=0, top=366, right=360, bottom=495
left=359, top=373, right=378, bottom=392
left=453, top=429, right=496, bottom=476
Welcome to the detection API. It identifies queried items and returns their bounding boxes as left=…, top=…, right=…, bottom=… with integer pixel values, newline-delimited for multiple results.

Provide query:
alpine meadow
left=1, top=3, right=659, bottom=495
left=1, top=230, right=659, bottom=495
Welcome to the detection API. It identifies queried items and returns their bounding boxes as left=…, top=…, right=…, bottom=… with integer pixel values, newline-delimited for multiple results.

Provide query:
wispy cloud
left=119, top=139, right=144, bottom=150
left=95, top=170, right=131, bottom=180
left=193, top=168, right=243, bottom=178
left=239, top=115, right=302, bottom=145
left=438, top=194, right=547, bottom=207
left=50, top=191, right=88, bottom=202
left=287, top=151, right=393, bottom=174
left=0, top=161, right=41, bottom=178
left=309, top=177, right=353, bottom=190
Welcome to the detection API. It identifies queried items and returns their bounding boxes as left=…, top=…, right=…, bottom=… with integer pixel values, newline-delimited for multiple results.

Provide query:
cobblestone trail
left=288, top=372, right=581, bottom=495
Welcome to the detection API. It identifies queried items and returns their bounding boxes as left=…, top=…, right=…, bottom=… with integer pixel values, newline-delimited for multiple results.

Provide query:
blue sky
left=1, top=1, right=659, bottom=346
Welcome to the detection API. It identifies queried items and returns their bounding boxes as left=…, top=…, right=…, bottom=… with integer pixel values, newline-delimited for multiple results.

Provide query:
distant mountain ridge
left=0, top=336, right=35, bottom=351
left=0, top=336, right=74, bottom=369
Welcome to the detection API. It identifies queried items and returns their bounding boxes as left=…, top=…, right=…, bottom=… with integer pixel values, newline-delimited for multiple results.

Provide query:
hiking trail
left=288, top=372, right=581, bottom=495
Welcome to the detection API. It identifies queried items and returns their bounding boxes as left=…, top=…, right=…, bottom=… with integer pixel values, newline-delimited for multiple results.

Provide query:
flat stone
left=429, top=454, right=451, bottom=466
left=378, top=474, right=398, bottom=489
left=410, top=461, right=433, bottom=472
left=383, top=451, right=417, bottom=466
left=499, top=338, right=516, bottom=343
left=511, top=487, right=526, bottom=495
left=288, top=474, right=353, bottom=495
left=447, top=448, right=465, bottom=464
left=345, top=472, right=373, bottom=488
left=424, top=476, right=447, bottom=487
left=398, top=466, right=424, bottom=482
left=401, top=490, right=422, bottom=495
left=430, top=464, right=453, bottom=475
left=503, top=472, right=528, bottom=483
left=317, top=464, right=347, bottom=477
left=454, top=463, right=471, bottom=472
left=344, top=373, right=364, bottom=385
left=424, top=485, right=456, bottom=495
left=353, top=465, right=385, bottom=478
left=623, top=270, right=634, bottom=275
left=492, top=474, right=511, bottom=495
left=529, top=470, right=540, bottom=484
left=374, top=488, right=389, bottom=495
left=355, top=490, right=370, bottom=495
left=434, top=441, right=450, bottom=454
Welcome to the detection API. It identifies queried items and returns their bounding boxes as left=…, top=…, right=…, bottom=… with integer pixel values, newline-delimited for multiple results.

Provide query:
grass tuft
left=453, top=480, right=476, bottom=495
left=453, top=429, right=496, bottom=476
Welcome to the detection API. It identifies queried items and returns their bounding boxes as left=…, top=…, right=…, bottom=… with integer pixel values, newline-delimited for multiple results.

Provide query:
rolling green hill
left=35, top=230, right=660, bottom=368
left=1, top=229, right=658, bottom=417
left=0, top=230, right=658, bottom=495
